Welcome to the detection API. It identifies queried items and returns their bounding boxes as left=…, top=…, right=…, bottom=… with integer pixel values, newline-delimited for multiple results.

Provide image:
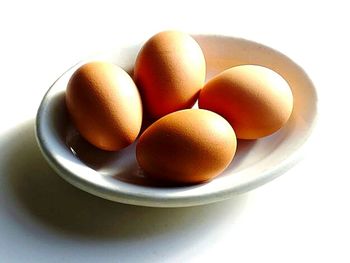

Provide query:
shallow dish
left=36, top=34, right=317, bottom=207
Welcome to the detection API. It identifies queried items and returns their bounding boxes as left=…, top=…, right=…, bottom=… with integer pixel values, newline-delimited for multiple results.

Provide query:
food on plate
left=66, top=61, right=143, bottom=151
left=134, top=30, right=206, bottom=119
left=136, top=109, right=237, bottom=184
left=64, top=33, right=294, bottom=186
left=199, top=65, right=293, bottom=139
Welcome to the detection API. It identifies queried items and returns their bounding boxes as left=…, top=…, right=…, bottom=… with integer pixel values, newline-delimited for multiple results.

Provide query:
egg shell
left=199, top=65, right=293, bottom=139
left=66, top=61, right=143, bottom=151
left=136, top=109, right=237, bottom=185
left=134, top=31, right=206, bottom=119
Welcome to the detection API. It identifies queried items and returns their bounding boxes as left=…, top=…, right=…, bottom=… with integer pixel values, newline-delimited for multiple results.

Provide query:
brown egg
left=199, top=65, right=293, bottom=139
left=66, top=61, right=143, bottom=151
left=134, top=31, right=206, bottom=120
left=136, top=109, right=237, bottom=185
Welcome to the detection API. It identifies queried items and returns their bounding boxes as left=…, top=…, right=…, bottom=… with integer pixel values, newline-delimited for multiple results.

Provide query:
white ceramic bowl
left=36, top=34, right=317, bottom=207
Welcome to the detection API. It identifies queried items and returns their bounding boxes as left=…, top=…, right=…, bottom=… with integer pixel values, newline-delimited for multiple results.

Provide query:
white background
left=0, top=1, right=349, bottom=262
